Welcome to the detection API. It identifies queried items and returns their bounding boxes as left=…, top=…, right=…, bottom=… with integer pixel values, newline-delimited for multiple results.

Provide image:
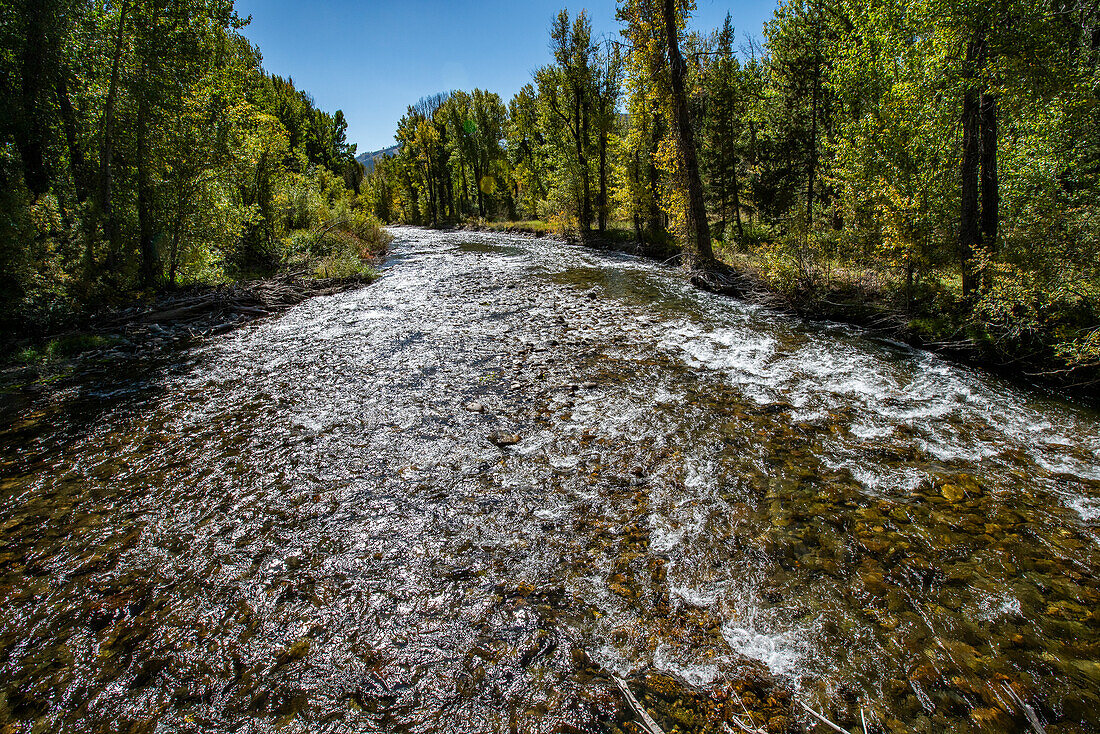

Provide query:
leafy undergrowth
left=714, top=241, right=1100, bottom=400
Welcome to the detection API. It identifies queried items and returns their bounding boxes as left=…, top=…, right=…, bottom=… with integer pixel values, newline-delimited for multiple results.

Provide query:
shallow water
left=1, top=227, right=1099, bottom=733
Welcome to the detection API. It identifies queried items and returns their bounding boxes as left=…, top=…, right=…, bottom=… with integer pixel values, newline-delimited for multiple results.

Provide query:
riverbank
left=447, top=220, right=1099, bottom=406
left=0, top=271, right=380, bottom=417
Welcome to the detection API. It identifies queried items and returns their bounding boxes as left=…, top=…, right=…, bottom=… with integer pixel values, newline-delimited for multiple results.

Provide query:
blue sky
left=235, top=0, right=779, bottom=153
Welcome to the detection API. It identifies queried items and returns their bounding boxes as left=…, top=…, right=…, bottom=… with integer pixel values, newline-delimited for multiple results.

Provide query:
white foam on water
left=819, top=454, right=926, bottom=496
left=669, top=582, right=723, bottom=609
left=1038, top=455, right=1100, bottom=482
left=642, top=280, right=1100, bottom=497
left=973, top=589, right=1023, bottom=621
left=684, top=460, right=717, bottom=490
left=652, top=644, right=720, bottom=687
left=649, top=521, right=686, bottom=554
left=850, top=422, right=893, bottom=440
left=1070, top=497, right=1100, bottom=522
left=660, top=323, right=778, bottom=383
left=721, top=623, right=805, bottom=678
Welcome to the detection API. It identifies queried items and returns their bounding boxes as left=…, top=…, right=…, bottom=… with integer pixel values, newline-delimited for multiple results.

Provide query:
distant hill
left=356, top=145, right=399, bottom=172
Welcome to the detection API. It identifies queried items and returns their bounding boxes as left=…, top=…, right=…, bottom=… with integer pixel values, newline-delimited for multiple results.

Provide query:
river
left=1, top=227, right=1099, bottom=733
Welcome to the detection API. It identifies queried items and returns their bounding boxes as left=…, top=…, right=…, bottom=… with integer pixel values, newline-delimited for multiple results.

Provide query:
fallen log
left=797, top=700, right=852, bottom=734
left=611, top=675, right=666, bottom=734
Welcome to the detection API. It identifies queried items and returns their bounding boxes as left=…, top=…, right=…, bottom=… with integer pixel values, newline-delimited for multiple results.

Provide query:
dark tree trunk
left=959, top=84, right=982, bottom=297
left=598, top=126, right=608, bottom=233
left=807, top=66, right=820, bottom=222
left=426, top=160, right=437, bottom=226
left=56, top=71, right=89, bottom=202
left=168, top=184, right=185, bottom=287
left=647, top=111, right=662, bottom=237
left=459, top=163, right=470, bottom=216
left=16, top=1, right=52, bottom=197
left=474, top=162, right=485, bottom=218
left=578, top=95, right=592, bottom=233
left=980, top=92, right=999, bottom=255
left=446, top=167, right=455, bottom=220
left=137, top=94, right=157, bottom=288
left=662, top=0, right=714, bottom=267
left=93, top=0, right=130, bottom=269
left=136, top=3, right=161, bottom=291
left=958, top=32, right=985, bottom=298
left=732, top=159, right=745, bottom=241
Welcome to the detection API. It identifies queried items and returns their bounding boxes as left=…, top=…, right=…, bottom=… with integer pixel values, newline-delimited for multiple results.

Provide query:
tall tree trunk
left=136, top=5, right=160, bottom=291
left=807, top=67, right=820, bottom=222
left=598, top=124, right=608, bottom=233
left=16, top=1, right=52, bottom=196
left=577, top=95, right=591, bottom=233
left=426, top=160, right=437, bottom=226
left=958, top=33, right=985, bottom=298
left=980, top=92, right=999, bottom=255
left=662, top=0, right=714, bottom=267
left=719, top=166, right=728, bottom=238
left=169, top=185, right=185, bottom=287
left=647, top=111, right=662, bottom=237
left=732, top=160, right=745, bottom=241
left=93, top=0, right=130, bottom=270
left=446, top=167, right=455, bottom=220
left=474, top=162, right=485, bottom=218
left=56, top=71, right=89, bottom=202
left=137, top=91, right=157, bottom=288
left=460, top=163, right=470, bottom=216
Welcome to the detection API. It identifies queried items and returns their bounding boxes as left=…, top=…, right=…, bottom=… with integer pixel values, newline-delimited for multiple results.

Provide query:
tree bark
left=807, top=65, right=820, bottom=223
left=16, top=1, right=52, bottom=196
left=662, top=0, right=714, bottom=268
left=474, top=161, right=485, bottom=218
left=93, top=0, right=130, bottom=269
left=578, top=95, right=592, bottom=232
left=136, top=6, right=160, bottom=290
left=56, top=71, right=89, bottom=202
left=732, top=160, right=745, bottom=241
left=598, top=124, right=608, bottom=232
left=980, top=92, right=999, bottom=255
left=137, top=93, right=157, bottom=288
left=647, top=111, right=662, bottom=238
left=168, top=184, right=185, bottom=287
left=958, top=31, right=985, bottom=298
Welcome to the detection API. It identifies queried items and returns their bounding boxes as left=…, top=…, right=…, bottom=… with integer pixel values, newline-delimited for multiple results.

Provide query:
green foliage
left=0, top=0, right=370, bottom=338
left=13, top=334, right=121, bottom=365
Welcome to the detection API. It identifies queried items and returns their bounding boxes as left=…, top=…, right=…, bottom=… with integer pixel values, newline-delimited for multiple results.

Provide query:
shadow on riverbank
left=0, top=273, right=378, bottom=452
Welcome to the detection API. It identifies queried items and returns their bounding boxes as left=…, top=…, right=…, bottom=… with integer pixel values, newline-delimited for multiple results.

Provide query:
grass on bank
left=13, top=334, right=123, bottom=366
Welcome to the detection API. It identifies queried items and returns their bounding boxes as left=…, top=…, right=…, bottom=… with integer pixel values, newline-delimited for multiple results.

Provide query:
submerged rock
left=488, top=431, right=522, bottom=446
left=275, top=638, right=310, bottom=667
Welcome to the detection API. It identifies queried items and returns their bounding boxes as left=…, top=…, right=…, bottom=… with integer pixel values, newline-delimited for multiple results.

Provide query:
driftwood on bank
left=100, top=272, right=373, bottom=332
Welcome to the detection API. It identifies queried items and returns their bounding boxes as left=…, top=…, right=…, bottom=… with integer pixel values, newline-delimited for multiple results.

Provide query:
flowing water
left=2, top=227, right=1099, bottom=734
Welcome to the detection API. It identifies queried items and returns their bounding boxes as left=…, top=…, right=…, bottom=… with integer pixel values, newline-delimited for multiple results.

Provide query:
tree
left=507, top=84, right=549, bottom=220
left=701, top=14, right=748, bottom=242
left=619, top=0, right=714, bottom=266
left=537, top=9, right=599, bottom=232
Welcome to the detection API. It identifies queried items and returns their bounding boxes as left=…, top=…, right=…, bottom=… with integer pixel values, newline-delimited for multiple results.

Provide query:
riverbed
left=1, top=227, right=1098, bottom=733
